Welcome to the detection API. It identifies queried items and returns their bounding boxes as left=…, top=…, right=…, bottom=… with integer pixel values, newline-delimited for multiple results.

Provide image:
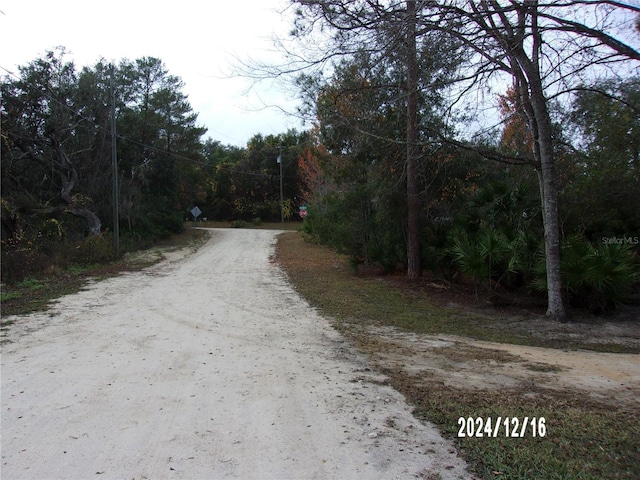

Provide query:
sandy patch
left=354, top=325, right=640, bottom=410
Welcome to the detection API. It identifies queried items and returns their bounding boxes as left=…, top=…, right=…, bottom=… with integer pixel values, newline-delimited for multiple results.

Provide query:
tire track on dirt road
left=1, top=228, right=472, bottom=479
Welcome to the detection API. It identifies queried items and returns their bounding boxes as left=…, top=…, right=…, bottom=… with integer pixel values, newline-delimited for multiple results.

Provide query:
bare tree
left=416, top=0, right=640, bottom=320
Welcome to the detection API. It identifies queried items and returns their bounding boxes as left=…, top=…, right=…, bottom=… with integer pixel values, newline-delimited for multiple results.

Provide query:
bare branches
left=415, top=1, right=640, bottom=88
left=537, top=10, right=640, bottom=61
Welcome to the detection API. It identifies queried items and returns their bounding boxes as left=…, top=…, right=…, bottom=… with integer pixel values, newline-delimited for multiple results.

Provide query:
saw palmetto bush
left=448, top=228, right=490, bottom=286
left=534, top=236, right=639, bottom=313
left=446, top=226, right=542, bottom=290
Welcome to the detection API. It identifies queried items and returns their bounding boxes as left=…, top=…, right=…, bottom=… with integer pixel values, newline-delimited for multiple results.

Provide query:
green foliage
left=1, top=50, right=207, bottom=281
left=456, top=178, right=542, bottom=234
left=141, top=206, right=185, bottom=239
left=571, top=78, right=640, bottom=168
left=446, top=226, right=541, bottom=291
left=231, top=219, right=246, bottom=228
left=303, top=194, right=354, bottom=254
left=297, top=33, right=460, bottom=273
left=444, top=169, right=639, bottom=313
left=439, top=173, right=544, bottom=291
left=560, top=77, right=640, bottom=242
left=6, top=47, right=637, bottom=317
left=298, top=73, right=639, bottom=314
left=200, top=132, right=305, bottom=223
left=16, top=278, right=45, bottom=291
left=1, top=231, right=115, bottom=284
left=1, top=220, right=63, bottom=283
left=0, top=291, right=21, bottom=303
left=534, top=236, right=639, bottom=313
left=448, top=228, right=491, bottom=284
left=300, top=174, right=404, bottom=273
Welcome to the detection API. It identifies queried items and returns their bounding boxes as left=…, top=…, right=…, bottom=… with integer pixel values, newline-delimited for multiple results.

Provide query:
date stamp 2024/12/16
left=457, top=417, right=547, bottom=438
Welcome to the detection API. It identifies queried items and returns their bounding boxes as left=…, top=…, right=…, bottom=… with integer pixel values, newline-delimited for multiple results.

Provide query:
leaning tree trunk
left=406, top=0, right=421, bottom=280
left=55, top=141, right=102, bottom=236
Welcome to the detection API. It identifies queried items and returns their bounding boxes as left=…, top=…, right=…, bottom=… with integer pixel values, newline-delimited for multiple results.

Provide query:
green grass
left=276, top=231, right=640, bottom=480
left=1, top=278, right=45, bottom=304
left=394, top=377, right=640, bottom=480
left=0, top=291, right=21, bottom=302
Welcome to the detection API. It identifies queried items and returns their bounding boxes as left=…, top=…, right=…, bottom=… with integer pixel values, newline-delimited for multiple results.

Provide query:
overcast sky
left=0, top=0, right=301, bottom=147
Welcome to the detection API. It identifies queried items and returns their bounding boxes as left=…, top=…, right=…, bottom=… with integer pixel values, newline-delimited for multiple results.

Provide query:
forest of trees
left=2, top=2, right=639, bottom=317
left=0, top=49, right=306, bottom=283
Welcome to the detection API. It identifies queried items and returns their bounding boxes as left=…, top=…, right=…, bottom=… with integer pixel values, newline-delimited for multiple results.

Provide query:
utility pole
left=277, top=146, right=284, bottom=224
left=110, top=65, right=120, bottom=256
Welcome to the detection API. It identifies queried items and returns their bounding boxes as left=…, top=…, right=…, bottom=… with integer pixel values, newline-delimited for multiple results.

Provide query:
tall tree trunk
left=507, top=2, right=566, bottom=321
left=530, top=91, right=566, bottom=321
left=513, top=49, right=566, bottom=321
left=406, top=0, right=421, bottom=280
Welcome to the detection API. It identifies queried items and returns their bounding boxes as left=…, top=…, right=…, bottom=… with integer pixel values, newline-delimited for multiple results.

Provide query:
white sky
left=0, top=0, right=301, bottom=147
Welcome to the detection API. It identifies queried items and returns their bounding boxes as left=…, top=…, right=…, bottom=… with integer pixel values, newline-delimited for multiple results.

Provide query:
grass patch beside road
left=1, top=229, right=209, bottom=318
left=275, top=232, right=639, bottom=352
left=275, top=232, right=488, bottom=332
left=389, top=375, right=639, bottom=480
left=276, top=231, right=640, bottom=480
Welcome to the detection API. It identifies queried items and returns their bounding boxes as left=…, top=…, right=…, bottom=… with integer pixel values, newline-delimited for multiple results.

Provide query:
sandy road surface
left=1, top=229, right=470, bottom=480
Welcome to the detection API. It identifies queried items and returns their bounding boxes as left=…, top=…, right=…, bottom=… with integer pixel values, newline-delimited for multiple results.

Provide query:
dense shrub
left=1, top=233, right=116, bottom=284
left=444, top=226, right=541, bottom=291
left=72, top=234, right=115, bottom=264
left=1, top=247, right=52, bottom=283
left=534, top=236, right=639, bottom=313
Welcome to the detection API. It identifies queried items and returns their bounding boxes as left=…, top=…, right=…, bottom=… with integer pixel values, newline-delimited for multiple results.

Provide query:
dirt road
left=1, top=229, right=471, bottom=480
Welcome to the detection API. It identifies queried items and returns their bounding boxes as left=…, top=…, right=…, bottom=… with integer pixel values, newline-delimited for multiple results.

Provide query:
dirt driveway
left=351, top=325, right=640, bottom=411
left=1, top=229, right=471, bottom=480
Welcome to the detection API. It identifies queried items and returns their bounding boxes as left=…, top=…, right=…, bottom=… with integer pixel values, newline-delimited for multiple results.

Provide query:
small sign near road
left=191, top=206, right=202, bottom=226
left=299, top=205, right=308, bottom=219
